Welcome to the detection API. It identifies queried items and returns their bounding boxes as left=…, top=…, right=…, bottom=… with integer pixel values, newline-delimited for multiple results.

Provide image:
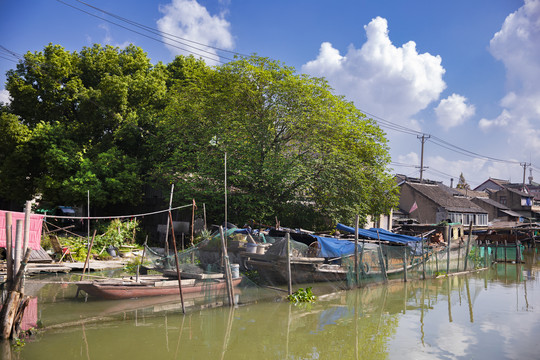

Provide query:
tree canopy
left=1, top=43, right=398, bottom=228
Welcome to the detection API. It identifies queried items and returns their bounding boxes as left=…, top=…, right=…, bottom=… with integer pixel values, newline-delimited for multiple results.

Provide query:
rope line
left=43, top=204, right=193, bottom=220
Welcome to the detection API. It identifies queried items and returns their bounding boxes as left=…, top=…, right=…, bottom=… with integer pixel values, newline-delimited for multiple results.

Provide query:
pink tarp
left=0, top=210, right=44, bottom=250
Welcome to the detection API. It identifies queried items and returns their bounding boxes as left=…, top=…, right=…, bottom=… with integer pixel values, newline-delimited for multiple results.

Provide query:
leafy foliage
left=288, top=287, right=317, bottom=303
left=2, top=44, right=398, bottom=229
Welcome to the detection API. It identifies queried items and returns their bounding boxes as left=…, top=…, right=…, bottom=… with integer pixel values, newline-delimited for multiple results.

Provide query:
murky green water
left=6, top=250, right=540, bottom=359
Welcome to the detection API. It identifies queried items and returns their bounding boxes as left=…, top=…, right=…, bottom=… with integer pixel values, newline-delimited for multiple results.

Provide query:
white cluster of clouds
left=301, top=17, right=447, bottom=124
left=480, top=0, right=540, bottom=152
left=157, top=0, right=234, bottom=65
left=435, top=94, right=475, bottom=131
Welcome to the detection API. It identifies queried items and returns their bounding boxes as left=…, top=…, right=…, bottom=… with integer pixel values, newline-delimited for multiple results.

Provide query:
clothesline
left=43, top=204, right=193, bottom=220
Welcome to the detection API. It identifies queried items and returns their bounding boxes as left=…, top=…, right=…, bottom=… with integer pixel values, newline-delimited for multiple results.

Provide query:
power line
left=55, top=0, right=230, bottom=64
left=73, top=0, right=249, bottom=58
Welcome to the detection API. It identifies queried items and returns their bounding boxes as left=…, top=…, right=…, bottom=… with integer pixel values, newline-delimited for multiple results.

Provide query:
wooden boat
left=76, top=276, right=242, bottom=300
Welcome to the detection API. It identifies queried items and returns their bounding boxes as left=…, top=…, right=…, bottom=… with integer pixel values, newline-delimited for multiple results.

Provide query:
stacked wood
left=0, top=248, right=32, bottom=339
left=1, top=207, right=33, bottom=340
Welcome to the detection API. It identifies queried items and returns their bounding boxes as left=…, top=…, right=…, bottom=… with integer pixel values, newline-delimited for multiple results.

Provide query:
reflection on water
left=6, top=250, right=540, bottom=359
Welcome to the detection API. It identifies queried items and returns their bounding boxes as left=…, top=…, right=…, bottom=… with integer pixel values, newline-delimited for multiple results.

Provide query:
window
left=450, top=213, right=463, bottom=224
left=499, top=195, right=507, bottom=205
left=476, top=214, right=488, bottom=225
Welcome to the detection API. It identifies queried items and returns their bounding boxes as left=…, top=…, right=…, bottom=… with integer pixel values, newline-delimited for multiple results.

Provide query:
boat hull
left=77, top=277, right=242, bottom=300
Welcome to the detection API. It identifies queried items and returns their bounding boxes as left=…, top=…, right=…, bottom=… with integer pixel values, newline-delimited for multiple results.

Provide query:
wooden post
left=5, top=212, right=13, bottom=287
left=494, top=241, right=498, bottom=262
left=484, top=241, right=488, bottom=268
left=191, top=199, right=196, bottom=246
left=1, top=248, right=32, bottom=339
left=504, top=240, right=507, bottom=262
left=22, top=201, right=31, bottom=255
left=286, top=232, right=293, bottom=295
left=464, top=222, right=472, bottom=271
left=457, top=238, right=461, bottom=271
left=13, top=220, right=23, bottom=277
left=422, top=238, right=426, bottom=279
left=376, top=230, right=387, bottom=281
left=169, top=211, right=186, bottom=313
left=203, top=203, right=207, bottom=231
left=219, top=226, right=235, bottom=306
left=446, top=233, right=451, bottom=274
left=403, top=248, right=408, bottom=282
left=81, top=230, right=97, bottom=278
left=136, top=236, right=148, bottom=283
left=354, top=215, right=359, bottom=286
left=164, top=184, right=174, bottom=256
left=515, top=241, right=521, bottom=263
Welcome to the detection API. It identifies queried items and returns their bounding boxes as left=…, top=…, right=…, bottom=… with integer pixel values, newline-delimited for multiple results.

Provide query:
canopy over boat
left=335, top=224, right=423, bottom=244
left=311, top=236, right=379, bottom=258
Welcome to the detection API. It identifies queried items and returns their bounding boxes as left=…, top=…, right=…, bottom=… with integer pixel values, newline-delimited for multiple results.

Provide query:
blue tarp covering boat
left=312, top=236, right=356, bottom=258
left=335, top=224, right=423, bottom=244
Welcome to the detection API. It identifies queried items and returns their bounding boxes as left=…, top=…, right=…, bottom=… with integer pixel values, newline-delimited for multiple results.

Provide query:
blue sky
left=1, top=0, right=539, bottom=188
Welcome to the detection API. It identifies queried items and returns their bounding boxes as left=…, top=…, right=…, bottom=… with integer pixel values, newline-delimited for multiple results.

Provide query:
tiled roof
left=405, top=182, right=488, bottom=214
left=473, top=197, right=509, bottom=210
left=454, top=188, right=488, bottom=198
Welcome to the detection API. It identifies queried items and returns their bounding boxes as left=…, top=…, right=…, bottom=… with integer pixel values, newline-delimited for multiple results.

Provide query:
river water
left=7, top=250, right=540, bottom=359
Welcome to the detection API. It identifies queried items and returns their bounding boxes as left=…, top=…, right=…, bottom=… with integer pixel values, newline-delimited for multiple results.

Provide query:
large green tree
left=2, top=44, right=167, bottom=208
left=150, top=56, right=398, bottom=228
left=1, top=44, right=397, bottom=228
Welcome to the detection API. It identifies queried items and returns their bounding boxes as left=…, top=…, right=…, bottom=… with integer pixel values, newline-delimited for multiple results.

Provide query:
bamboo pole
left=219, top=226, right=235, bottom=306
left=464, top=222, right=472, bottom=271
left=191, top=199, right=196, bottom=246
left=169, top=211, right=185, bottom=314
left=164, top=184, right=174, bottom=256
left=446, top=233, right=451, bottom=274
left=203, top=203, right=207, bottom=231
left=286, top=232, right=293, bottom=295
left=81, top=230, right=97, bottom=279
left=376, top=230, right=387, bottom=281
left=354, top=215, right=359, bottom=286
left=22, top=201, right=31, bottom=255
left=422, top=237, right=426, bottom=279
left=403, top=248, right=408, bottom=282
left=5, top=212, right=13, bottom=287
left=136, top=236, right=148, bottom=283
left=13, top=220, right=23, bottom=277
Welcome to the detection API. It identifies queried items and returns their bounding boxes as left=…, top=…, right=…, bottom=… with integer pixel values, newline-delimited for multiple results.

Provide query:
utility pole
left=417, top=134, right=430, bottom=182
left=521, top=162, right=531, bottom=191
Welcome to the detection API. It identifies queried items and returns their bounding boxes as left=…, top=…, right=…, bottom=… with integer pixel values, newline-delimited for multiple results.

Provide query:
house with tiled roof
left=489, top=186, right=538, bottom=220
left=398, top=178, right=488, bottom=225
left=473, top=178, right=510, bottom=192
left=470, top=197, right=521, bottom=222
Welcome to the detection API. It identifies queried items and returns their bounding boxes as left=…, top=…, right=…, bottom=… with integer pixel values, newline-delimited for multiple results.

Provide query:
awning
left=500, top=209, right=523, bottom=218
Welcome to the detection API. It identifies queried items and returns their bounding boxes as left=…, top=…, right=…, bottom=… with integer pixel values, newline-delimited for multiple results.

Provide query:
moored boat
left=76, top=276, right=242, bottom=300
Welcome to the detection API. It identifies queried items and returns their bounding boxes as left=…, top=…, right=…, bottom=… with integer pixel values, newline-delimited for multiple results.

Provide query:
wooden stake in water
left=13, top=220, right=22, bottom=277
left=354, top=215, right=359, bottom=286
left=5, top=212, right=13, bottom=287
left=403, top=249, right=408, bottom=282
left=376, top=230, right=387, bottom=281
left=286, top=232, right=293, bottom=296
left=164, top=184, right=174, bottom=256
left=504, top=240, right=507, bottom=263
left=170, top=211, right=186, bottom=313
left=446, top=234, right=451, bottom=274
left=219, top=226, right=235, bottom=306
left=464, top=222, right=472, bottom=271
left=22, top=201, right=31, bottom=256
left=422, top=238, right=426, bottom=279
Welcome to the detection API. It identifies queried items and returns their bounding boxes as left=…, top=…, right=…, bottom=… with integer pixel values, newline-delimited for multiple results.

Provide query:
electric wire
left=73, top=0, right=249, bottom=58
left=55, top=0, right=228, bottom=64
